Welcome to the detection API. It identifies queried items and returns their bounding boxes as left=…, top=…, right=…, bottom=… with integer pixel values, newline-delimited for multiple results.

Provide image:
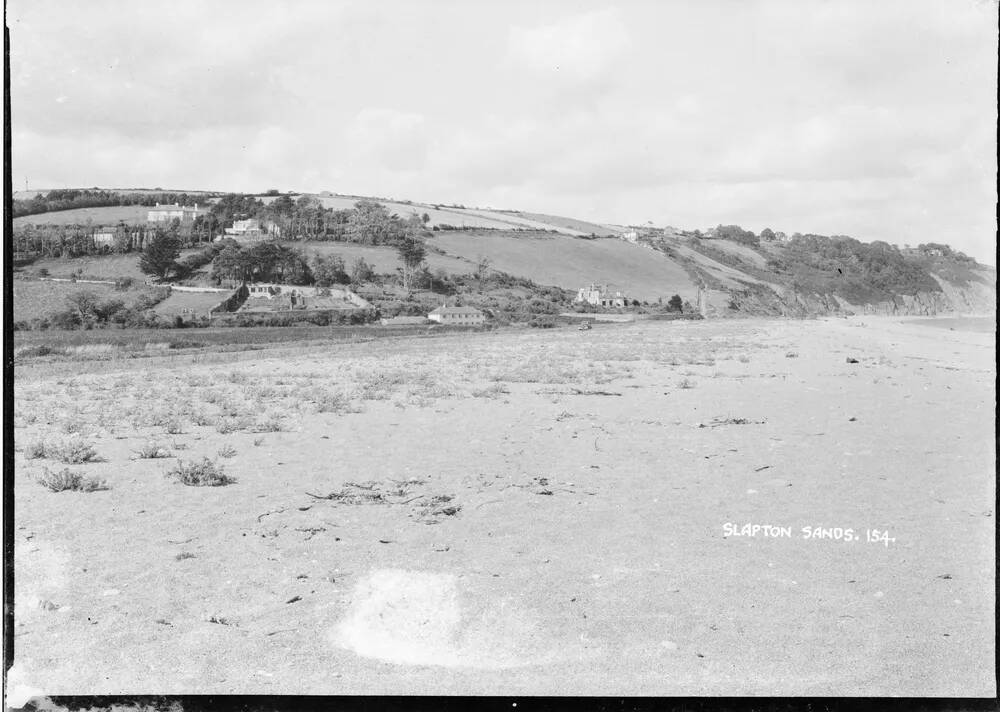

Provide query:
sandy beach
left=9, top=315, right=996, bottom=696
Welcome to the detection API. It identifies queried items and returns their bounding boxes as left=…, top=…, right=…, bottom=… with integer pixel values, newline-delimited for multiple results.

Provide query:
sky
left=7, top=0, right=998, bottom=262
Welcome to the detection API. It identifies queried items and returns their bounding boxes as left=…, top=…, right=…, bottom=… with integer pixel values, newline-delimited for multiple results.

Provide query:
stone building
left=575, top=284, right=628, bottom=308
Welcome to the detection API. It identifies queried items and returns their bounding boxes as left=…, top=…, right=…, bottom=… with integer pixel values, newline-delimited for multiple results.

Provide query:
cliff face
left=721, top=272, right=995, bottom=318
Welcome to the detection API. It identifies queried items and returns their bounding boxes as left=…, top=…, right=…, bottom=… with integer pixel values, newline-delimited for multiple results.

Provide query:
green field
left=310, top=195, right=518, bottom=231
left=671, top=243, right=773, bottom=288
left=27, top=248, right=205, bottom=281
left=499, top=211, right=623, bottom=237
left=11, top=279, right=152, bottom=322
left=300, top=241, right=473, bottom=274
left=697, top=239, right=770, bottom=268
left=443, top=207, right=589, bottom=235
left=12, top=205, right=153, bottom=227
left=11, top=323, right=487, bottom=368
left=307, top=194, right=604, bottom=235
left=153, top=290, right=230, bottom=318
left=429, top=231, right=700, bottom=301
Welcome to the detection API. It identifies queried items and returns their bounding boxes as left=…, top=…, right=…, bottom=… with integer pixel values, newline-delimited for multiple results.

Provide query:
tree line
left=195, top=195, right=434, bottom=244
left=138, top=199, right=431, bottom=291
left=13, top=189, right=218, bottom=218
left=13, top=196, right=436, bottom=260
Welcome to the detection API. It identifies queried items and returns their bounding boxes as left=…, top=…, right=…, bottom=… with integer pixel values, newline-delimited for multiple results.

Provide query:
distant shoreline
left=906, top=316, right=995, bottom=333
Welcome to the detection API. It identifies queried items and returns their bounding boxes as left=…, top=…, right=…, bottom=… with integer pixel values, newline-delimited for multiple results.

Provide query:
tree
left=474, top=256, right=492, bottom=291
left=421, top=212, right=430, bottom=225
left=112, top=222, right=132, bottom=254
left=65, top=290, right=101, bottom=320
left=140, top=230, right=182, bottom=280
left=211, top=244, right=248, bottom=283
left=312, top=254, right=350, bottom=286
left=396, top=236, right=427, bottom=291
left=715, top=224, right=759, bottom=246
left=760, top=227, right=776, bottom=241
left=668, top=294, right=684, bottom=312
left=292, top=196, right=326, bottom=239
left=347, top=201, right=402, bottom=245
left=350, top=257, right=376, bottom=285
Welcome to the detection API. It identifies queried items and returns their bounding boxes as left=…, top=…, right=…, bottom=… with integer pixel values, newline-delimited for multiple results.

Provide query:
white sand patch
left=5, top=660, right=46, bottom=708
left=15, top=541, right=71, bottom=619
left=331, top=569, right=551, bottom=668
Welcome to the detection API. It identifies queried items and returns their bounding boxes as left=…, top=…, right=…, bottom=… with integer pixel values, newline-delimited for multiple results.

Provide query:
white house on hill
left=222, top=218, right=281, bottom=243
left=93, top=226, right=117, bottom=248
left=427, top=305, right=485, bottom=325
left=147, top=203, right=204, bottom=223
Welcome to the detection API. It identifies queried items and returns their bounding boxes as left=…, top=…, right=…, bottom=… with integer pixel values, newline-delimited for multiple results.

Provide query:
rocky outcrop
left=718, top=275, right=995, bottom=318
left=927, top=272, right=996, bottom=314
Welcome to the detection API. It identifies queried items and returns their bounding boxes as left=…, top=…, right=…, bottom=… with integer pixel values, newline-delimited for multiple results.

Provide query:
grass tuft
left=38, top=467, right=109, bottom=492
left=252, top=415, right=283, bottom=433
left=47, top=438, right=100, bottom=464
left=135, top=442, right=171, bottom=459
left=166, top=458, right=236, bottom=487
left=472, top=383, right=510, bottom=399
left=24, top=439, right=48, bottom=460
left=315, top=391, right=353, bottom=414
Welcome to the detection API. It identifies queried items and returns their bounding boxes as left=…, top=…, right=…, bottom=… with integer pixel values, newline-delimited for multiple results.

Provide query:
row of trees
left=775, top=234, right=941, bottom=298
left=12, top=221, right=194, bottom=260
left=12, top=197, right=434, bottom=261
left=198, top=195, right=433, bottom=244
left=13, top=189, right=217, bottom=218
left=139, top=226, right=429, bottom=291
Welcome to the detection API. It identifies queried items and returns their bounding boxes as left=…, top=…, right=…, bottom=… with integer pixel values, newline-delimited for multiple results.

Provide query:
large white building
left=427, top=305, right=485, bottom=325
left=222, top=219, right=281, bottom=243
left=92, top=226, right=117, bottom=248
left=147, top=203, right=204, bottom=223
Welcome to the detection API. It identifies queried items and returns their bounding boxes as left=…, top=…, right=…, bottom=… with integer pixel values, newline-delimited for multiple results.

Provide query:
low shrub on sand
left=166, top=458, right=236, bottom=487
left=38, top=468, right=108, bottom=492
left=27, top=437, right=100, bottom=464
left=23, top=439, right=48, bottom=460
left=135, top=442, right=171, bottom=459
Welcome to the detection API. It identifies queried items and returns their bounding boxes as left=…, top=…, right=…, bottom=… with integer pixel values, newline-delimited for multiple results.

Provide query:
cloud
left=345, top=109, right=429, bottom=172
left=505, top=8, right=629, bottom=90
left=7, top=0, right=997, bottom=262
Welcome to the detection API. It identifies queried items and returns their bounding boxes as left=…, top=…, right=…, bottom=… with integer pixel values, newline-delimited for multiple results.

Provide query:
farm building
left=147, top=203, right=205, bottom=223
left=92, top=226, right=117, bottom=248
left=222, top=219, right=281, bottom=243
left=380, top=315, right=431, bottom=326
left=427, top=305, right=485, bottom=326
left=575, top=284, right=628, bottom=308
left=239, top=283, right=371, bottom=312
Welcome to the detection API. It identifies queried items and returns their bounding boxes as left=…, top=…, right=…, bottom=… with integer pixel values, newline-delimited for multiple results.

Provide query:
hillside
left=496, top=211, right=624, bottom=237
left=14, top=189, right=619, bottom=237
left=662, top=236, right=996, bottom=317
left=9, top=188, right=995, bottom=319
left=429, top=231, right=699, bottom=302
